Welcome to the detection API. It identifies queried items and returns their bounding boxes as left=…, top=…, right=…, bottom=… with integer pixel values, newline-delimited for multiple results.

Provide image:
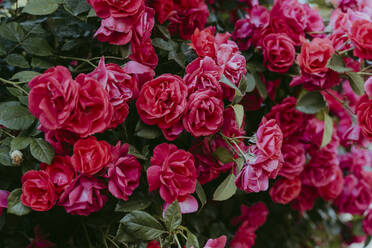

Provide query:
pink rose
left=365, top=77, right=372, bottom=98
left=123, top=61, right=155, bottom=91
left=183, top=90, right=224, bottom=137
left=58, top=175, right=107, bottom=216
left=363, top=210, right=372, bottom=235
left=28, top=66, right=78, bottom=131
left=130, top=38, right=159, bottom=69
left=87, top=0, right=144, bottom=19
left=204, top=236, right=227, bottom=248
left=40, top=156, right=75, bottom=195
left=88, top=57, right=135, bottom=127
left=230, top=221, right=256, bottom=248
left=21, top=170, right=57, bottom=211
left=105, top=142, right=141, bottom=201
left=356, top=95, right=372, bottom=140
left=232, top=17, right=254, bottom=50
left=65, top=74, right=113, bottom=137
left=136, top=74, right=187, bottom=130
left=318, top=166, right=344, bottom=201
left=0, top=190, right=10, bottom=216
left=133, top=7, right=155, bottom=41
left=349, top=19, right=372, bottom=60
left=262, top=33, right=296, bottom=73
left=147, top=143, right=197, bottom=204
left=278, top=142, right=306, bottom=179
left=190, top=27, right=216, bottom=58
left=256, top=118, right=283, bottom=160
left=184, top=57, right=223, bottom=98
left=71, top=136, right=111, bottom=176
left=235, top=163, right=269, bottom=193
left=291, top=186, right=318, bottom=212
left=269, top=177, right=302, bottom=204
left=231, top=202, right=268, bottom=230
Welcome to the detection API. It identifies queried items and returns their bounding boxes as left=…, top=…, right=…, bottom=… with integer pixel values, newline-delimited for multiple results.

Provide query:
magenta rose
left=105, top=142, right=141, bottom=201
left=183, top=90, right=224, bottom=137
left=235, top=163, right=269, bottom=193
left=230, top=221, right=257, bottom=248
left=278, top=142, right=306, bottom=179
left=232, top=17, right=254, bottom=51
left=363, top=210, right=372, bottom=236
left=40, top=156, right=75, bottom=195
left=231, top=202, right=268, bottom=230
left=133, top=7, right=155, bottom=41
left=130, top=38, right=158, bottom=69
left=262, top=33, right=295, bottom=73
left=0, top=190, right=10, bottom=216
left=136, top=74, right=187, bottom=130
left=356, top=95, right=372, bottom=140
left=183, top=56, right=223, bottom=98
left=269, top=177, right=302, bottom=204
left=318, top=166, right=344, bottom=201
left=256, top=118, right=283, bottom=160
left=28, top=66, right=78, bottom=131
left=21, top=170, right=57, bottom=211
left=87, top=0, right=144, bottom=19
left=58, top=175, right=107, bottom=216
left=147, top=143, right=197, bottom=204
left=204, top=236, right=227, bottom=248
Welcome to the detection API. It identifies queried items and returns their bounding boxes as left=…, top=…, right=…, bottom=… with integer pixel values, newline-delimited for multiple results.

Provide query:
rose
left=123, top=61, right=155, bottom=91
left=183, top=90, right=224, bottom=137
left=269, top=177, right=301, bottom=204
left=204, top=236, right=227, bottom=248
left=232, top=17, right=254, bottom=51
left=0, top=190, right=9, bottom=216
left=28, top=66, right=78, bottom=131
left=133, top=7, right=155, bottom=41
left=65, top=74, right=113, bottom=137
left=136, top=74, right=188, bottom=130
left=349, top=19, right=372, bottom=60
left=58, top=175, right=107, bottom=216
left=21, top=170, right=57, bottom=211
left=105, top=142, right=141, bottom=201
left=190, top=27, right=216, bottom=58
left=130, top=38, right=158, bottom=69
left=88, top=57, right=135, bottom=128
left=151, top=0, right=174, bottom=24
left=146, top=240, right=160, bottom=248
left=365, top=77, right=372, bottom=98
left=40, top=156, right=75, bottom=195
left=356, top=95, right=372, bottom=140
left=262, top=33, right=295, bottom=73
left=41, top=127, right=79, bottom=155
left=256, top=118, right=283, bottom=159
left=183, top=56, right=223, bottom=98
left=303, top=3, right=325, bottom=35
left=221, top=106, right=246, bottom=138
left=278, top=142, right=306, bottom=179
left=231, top=202, right=268, bottom=230
left=87, top=0, right=144, bottom=19
left=235, top=164, right=269, bottom=193
left=290, top=186, right=318, bottom=212
left=363, top=210, right=372, bottom=236
left=147, top=143, right=196, bottom=203
left=318, top=166, right=344, bottom=201
left=297, top=38, right=335, bottom=75
left=230, top=221, right=256, bottom=248
left=265, top=97, right=308, bottom=138
left=71, top=136, right=111, bottom=176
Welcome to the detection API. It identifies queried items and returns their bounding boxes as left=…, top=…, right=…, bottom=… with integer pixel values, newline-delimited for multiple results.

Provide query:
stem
left=358, top=72, right=372, bottom=76
left=338, top=47, right=354, bottom=55
left=174, top=234, right=182, bottom=248
left=82, top=223, right=94, bottom=248
left=0, top=78, right=29, bottom=95
left=58, top=55, right=97, bottom=68
left=105, top=236, right=121, bottom=248
left=2, top=129, right=15, bottom=138
left=324, top=90, right=356, bottom=116
left=102, top=233, right=109, bottom=248
left=362, top=64, right=372, bottom=72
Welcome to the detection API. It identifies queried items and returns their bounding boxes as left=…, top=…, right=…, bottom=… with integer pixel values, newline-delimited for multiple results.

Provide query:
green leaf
left=11, top=71, right=40, bottom=82
left=23, top=0, right=59, bottom=15
left=11, top=137, right=32, bottom=151
left=157, top=25, right=171, bottom=39
left=128, top=145, right=147, bottom=160
left=164, top=201, right=182, bottom=231
left=213, top=174, right=237, bottom=201
left=0, top=146, right=11, bottom=166
left=235, top=157, right=245, bottom=174
left=326, top=54, right=352, bottom=73
left=7, top=189, right=31, bottom=216
left=232, top=104, right=244, bottom=129
left=22, top=37, right=53, bottom=56
left=87, top=8, right=97, bottom=17
left=5, top=54, right=29, bottom=68
left=30, top=138, right=55, bottom=164
left=63, top=0, right=91, bottom=15
left=120, top=44, right=131, bottom=59
left=254, top=73, right=268, bottom=100
left=346, top=72, right=365, bottom=96
left=115, top=224, right=136, bottom=243
left=321, top=111, right=333, bottom=148
left=246, top=73, right=256, bottom=93
left=152, top=38, right=172, bottom=51
left=168, top=50, right=186, bottom=68
left=0, top=22, right=25, bottom=42
left=135, top=122, right=161, bottom=139
left=213, top=147, right=234, bottom=164
left=296, top=91, right=326, bottom=114
left=220, top=75, right=242, bottom=95
left=6, top=87, right=23, bottom=97
left=115, top=198, right=152, bottom=213
left=120, top=210, right=166, bottom=241
left=186, top=230, right=199, bottom=248
left=195, top=182, right=207, bottom=208
left=0, top=105, right=35, bottom=130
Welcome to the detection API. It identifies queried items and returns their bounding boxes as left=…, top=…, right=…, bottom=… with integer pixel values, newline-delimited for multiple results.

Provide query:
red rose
left=262, top=33, right=295, bottom=73
left=278, top=142, right=306, bottom=179
left=190, top=27, right=216, bottom=58
left=87, top=0, right=144, bottom=19
left=231, top=202, right=268, bottom=230
left=58, top=175, right=107, bottom=216
left=230, top=221, right=256, bottom=248
left=256, top=118, right=283, bottom=160
left=88, top=57, right=135, bottom=128
left=133, top=7, right=155, bottom=41
left=265, top=97, right=308, bottom=138
left=151, top=0, right=174, bottom=24
left=318, top=166, right=344, bottom=201
left=28, top=66, right=78, bottom=131
left=130, top=38, right=158, bottom=69
left=147, top=240, right=160, bottom=248
left=356, top=95, right=372, bottom=140
left=147, top=143, right=197, bottom=203
left=137, top=74, right=187, bottom=130
left=71, top=136, right=111, bottom=176
left=363, top=210, right=372, bottom=236
left=65, top=74, right=113, bottom=137
left=105, top=142, right=141, bottom=201
left=183, top=56, right=223, bottom=98
left=21, top=170, right=57, bottom=211
left=232, top=17, right=254, bottom=51
left=40, top=156, right=75, bottom=195
left=123, top=61, right=155, bottom=91
left=183, top=90, right=224, bottom=137
left=349, top=19, right=372, bottom=60
left=269, top=177, right=301, bottom=204
left=290, top=186, right=318, bottom=212
left=41, top=127, right=79, bottom=155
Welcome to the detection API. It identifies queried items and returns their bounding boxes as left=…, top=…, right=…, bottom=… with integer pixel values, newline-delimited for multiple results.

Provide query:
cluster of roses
left=20, top=136, right=142, bottom=215
left=28, top=57, right=154, bottom=155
